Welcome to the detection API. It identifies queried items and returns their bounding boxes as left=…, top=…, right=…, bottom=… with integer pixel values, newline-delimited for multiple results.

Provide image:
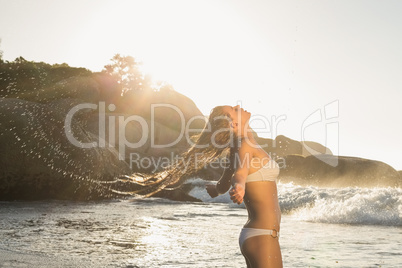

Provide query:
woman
left=207, top=105, right=283, bottom=268
left=106, top=105, right=282, bottom=267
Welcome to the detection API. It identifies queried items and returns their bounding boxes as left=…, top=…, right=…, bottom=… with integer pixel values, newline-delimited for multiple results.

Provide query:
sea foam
left=186, top=178, right=402, bottom=226
left=282, top=183, right=402, bottom=226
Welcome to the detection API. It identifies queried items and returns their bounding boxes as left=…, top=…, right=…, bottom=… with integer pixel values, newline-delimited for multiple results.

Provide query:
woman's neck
left=236, top=126, right=254, bottom=140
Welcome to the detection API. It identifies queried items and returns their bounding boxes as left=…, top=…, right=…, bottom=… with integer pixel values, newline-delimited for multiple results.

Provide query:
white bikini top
left=246, top=159, right=280, bottom=183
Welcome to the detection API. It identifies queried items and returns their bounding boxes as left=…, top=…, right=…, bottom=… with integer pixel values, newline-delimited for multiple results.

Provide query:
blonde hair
left=104, top=106, right=237, bottom=198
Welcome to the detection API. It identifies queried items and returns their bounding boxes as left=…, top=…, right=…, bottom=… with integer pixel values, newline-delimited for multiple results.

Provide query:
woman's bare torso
left=242, top=139, right=281, bottom=231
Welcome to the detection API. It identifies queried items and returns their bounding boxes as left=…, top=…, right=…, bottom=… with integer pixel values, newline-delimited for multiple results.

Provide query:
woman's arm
left=206, top=147, right=237, bottom=198
left=206, top=167, right=232, bottom=198
left=216, top=146, right=238, bottom=193
left=229, top=141, right=251, bottom=204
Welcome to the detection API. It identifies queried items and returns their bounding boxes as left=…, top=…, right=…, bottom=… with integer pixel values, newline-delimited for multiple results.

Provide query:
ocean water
left=0, top=181, right=401, bottom=268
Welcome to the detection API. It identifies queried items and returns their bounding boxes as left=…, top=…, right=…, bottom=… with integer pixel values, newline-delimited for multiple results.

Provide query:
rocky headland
left=0, top=59, right=400, bottom=201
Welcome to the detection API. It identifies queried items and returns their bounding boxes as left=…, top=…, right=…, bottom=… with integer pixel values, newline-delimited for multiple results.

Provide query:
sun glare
left=68, top=0, right=284, bottom=115
left=58, top=1, right=293, bottom=133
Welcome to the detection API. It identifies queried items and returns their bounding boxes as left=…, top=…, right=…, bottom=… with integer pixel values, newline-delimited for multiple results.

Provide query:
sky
left=0, top=0, right=401, bottom=170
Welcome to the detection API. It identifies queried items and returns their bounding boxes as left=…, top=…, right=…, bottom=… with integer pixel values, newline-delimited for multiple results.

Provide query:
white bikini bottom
left=239, top=228, right=279, bottom=249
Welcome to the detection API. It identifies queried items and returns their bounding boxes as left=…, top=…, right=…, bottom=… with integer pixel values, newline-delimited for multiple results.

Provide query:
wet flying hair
left=101, top=106, right=238, bottom=198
